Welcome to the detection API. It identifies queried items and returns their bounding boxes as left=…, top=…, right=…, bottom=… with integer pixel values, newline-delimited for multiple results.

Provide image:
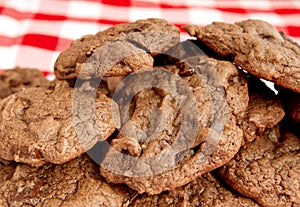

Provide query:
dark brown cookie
left=0, top=159, right=16, bottom=184
left=218, top=127, right=300, bottom=207
left=0, top=84, right=120, bottom=166
left=100, top=57, right=248, bottom=194
left=54, top=18, right=180, bottom=80
left=241, top=76, right=285, bottom=143
left=0, top=67, right=51, bottom=99
left=183, top=19, right=300, bottom=94
left=0, top=159, right=17, bottom=207
left=279, top=89, right=300, bottom=124
left=128, top=172, right=260, bottom=207
left=0, top=154, right=133, bottom=207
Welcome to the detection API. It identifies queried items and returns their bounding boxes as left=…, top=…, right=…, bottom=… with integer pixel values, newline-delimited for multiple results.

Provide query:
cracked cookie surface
left=129, top=172, right=260, bottom=207
left=54, top=18, right=179, bottom=80
left=100, top=56, right=248, bottom=194
left=0, top=155, right=132, bottom=207
left=218, top=127, right=300, bottom=207
left=0, top=67, right=51, bottom=99
left=184, top=19, right=300, bottom=93
left=241, top=76, right=285, bottom=143
left=0, top=84, right=120, bottom=166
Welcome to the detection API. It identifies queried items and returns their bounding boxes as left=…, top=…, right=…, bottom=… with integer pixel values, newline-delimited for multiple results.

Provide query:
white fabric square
left=129, top=7, right=162, bottom=22
left=184, top=0, right=216, bottom=7
left=132, top=0, right=162, bottom=4
left=239, top=0, right=272, bottom=9
left=59, top=21, right=100, bottom=40
left=15, top=46, right=55, bottom=71
left=0, top=16, right=30, bottom=37
left=292, top=0, right=300, bottom=8
left=163, top=8, right=190, bottom=24
left=28, top=20, right=62, bottom=37
left=248, top=13, right=285, bottom=26
left=39, top=0, right=71, bottom=16
left=4, top=0, right=41, bottom=12
left=189, top=8, right=223, bottom=25
left=66, top=1, right=103, bottom=19
left=282, top=14, right=300, bottom=26
left=222, top=13, right=247, bottom=24
left=101, top=5, right=130, bottom=21
left=0, top=46, right=19, bottom=69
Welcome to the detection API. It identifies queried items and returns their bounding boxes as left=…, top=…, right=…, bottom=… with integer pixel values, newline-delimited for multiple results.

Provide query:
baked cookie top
left=100, top=56, right=248, bottom=194
left=218, top=127, right=300, bottom=207
left=128, top=172, right=260, bottom=207
left=184, top=19, right=300, bottom=94
left=54, top=18, right=180, bottom=80
left=0, top=67, right=51, bottom=99
left=241, top=76, right=285, bottom=143
left=0, top=83, right=120, bottom=166
left=0, top=155, right=133, bottom=207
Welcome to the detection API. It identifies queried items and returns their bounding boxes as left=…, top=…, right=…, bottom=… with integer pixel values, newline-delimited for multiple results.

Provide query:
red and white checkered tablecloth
left=0, top=0, right=300, bottom=78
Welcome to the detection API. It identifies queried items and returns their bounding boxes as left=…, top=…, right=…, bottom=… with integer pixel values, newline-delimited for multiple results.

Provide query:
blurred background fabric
left=0, top=0, right=300, bottom=78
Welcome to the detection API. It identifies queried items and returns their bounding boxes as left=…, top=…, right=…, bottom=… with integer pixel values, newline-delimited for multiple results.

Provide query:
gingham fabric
left=0, top=0, right=300, bottom=78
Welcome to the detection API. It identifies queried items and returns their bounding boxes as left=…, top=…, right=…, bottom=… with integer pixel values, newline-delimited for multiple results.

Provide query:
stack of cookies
left=0, top=18, right=299, bottom=207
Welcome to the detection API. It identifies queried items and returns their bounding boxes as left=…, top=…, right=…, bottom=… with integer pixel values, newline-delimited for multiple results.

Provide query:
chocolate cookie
left=0, top=159, right=16, bottom=184
left=0, top=67, right=50, bottom=99
left=241, top=76, right=285, bottom=143
left=279, top=89, right=300, bottom=124
left=0, top=159, right=17, bottom=207
left=183, top=19, right=300, bottom=94
left=128, top=172, right=260, bottom=207
left=54, top=18, right=180, bottom=80
left=218, top=127, right=300, bottom=207
left=0, top=83, right=120, bottom=166
left=0, top=154, right=133, bottom=207
left=100, top=56, right=248, bottom=194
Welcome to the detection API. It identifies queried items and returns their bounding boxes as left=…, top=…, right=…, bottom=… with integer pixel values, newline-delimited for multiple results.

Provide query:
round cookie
left=100, top=56, right=249, bottom=194
left=218, top=127, right=300, bottom=207
left=0, top=154, right=133, bottom=207
left=241, top=76, right=285, bottom=143
left=128, top=172, right=260, bottom=207
left=0, top=67, right=51, bottom=99
left=184, top=19, right=300, bottom=94
left=0, top=83, right=120, bottom=166
left=54, top=18, right=180, bottom=80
